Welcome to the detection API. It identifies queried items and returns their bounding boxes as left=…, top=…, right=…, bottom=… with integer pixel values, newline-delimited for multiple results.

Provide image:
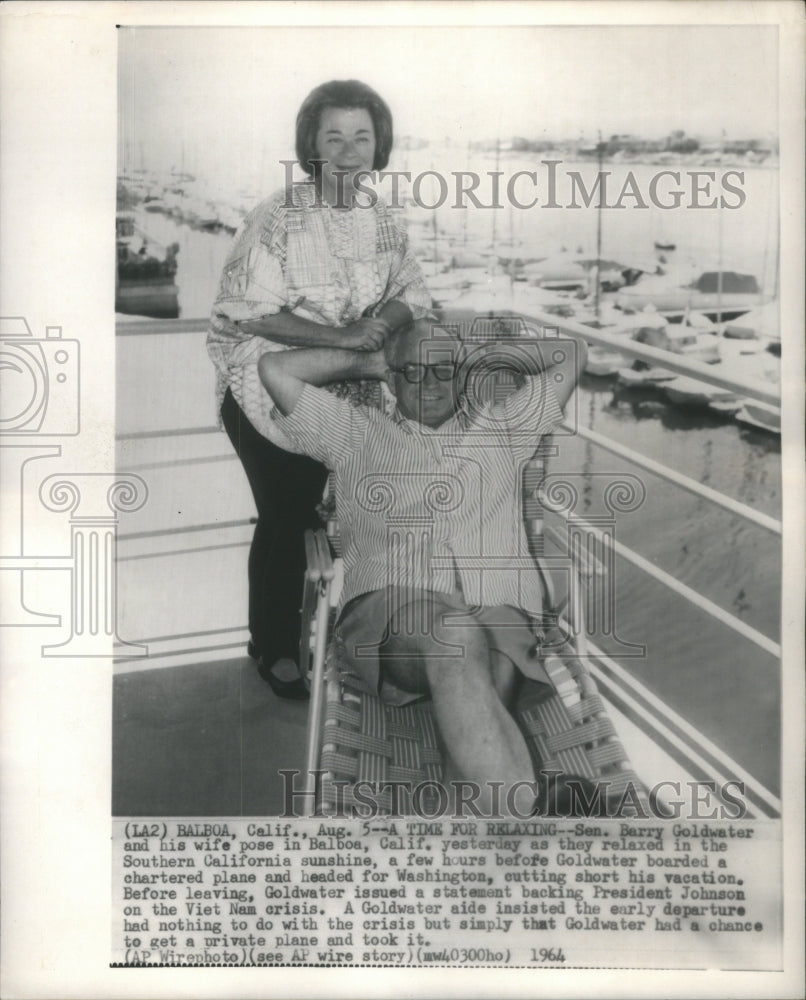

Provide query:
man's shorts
left=334, top=587, right=553, bottom=707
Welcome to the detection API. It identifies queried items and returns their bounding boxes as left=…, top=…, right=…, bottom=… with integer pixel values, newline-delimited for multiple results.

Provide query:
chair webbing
left=517, top=673, right=650, bottom=811
left=320, top=687, right=444, bottom=814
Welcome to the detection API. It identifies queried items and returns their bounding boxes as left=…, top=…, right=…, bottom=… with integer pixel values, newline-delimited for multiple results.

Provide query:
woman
left=207, top=79, right=431, bottom=698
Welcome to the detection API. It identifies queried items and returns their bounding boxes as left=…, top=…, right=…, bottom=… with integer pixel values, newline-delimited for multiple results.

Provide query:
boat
left=617, top=365, right=678, bottom=386
left=708, top=398, right=743, bottom=416
left=496, top=247, right=550, bottom=274
left=115, top=211, right=180, bottom=319
left=734, top=400, right=781, bottom=434
left=217, top=206, right=244, bottom=235
left=142, top=196, right=168, bottom=214
left=621, top=313, right=720, bottom=364
left=182, top=196, right=224, bottom=232
left=610, top=310, right=725, bottom=386
left=616, top=269, right=767, bottom=321
left=723, top=300, right=779, bottom=351
left=662, top=376, right=739, bottom=408
left=708, top=330, right=780, bottom=429
left=718, top=330, right=779, bottom=374
left=523, top=254, right=627, bottom=292
left=632, top=315, right=719, bottom=362
left=661, top=325, right=776, bottom=411
left=579, top=300, right=714, bottom=377
left=523, top=254, right=589, bottom=291
left=581, top=311, right=660, bottom=376
left=425, top=267, right=493, bottom=307
left=447, top=276, right=573, bottom=315
left=585, top=346, right=631, bottom=376
left=450, top=249, right=494, bottom=269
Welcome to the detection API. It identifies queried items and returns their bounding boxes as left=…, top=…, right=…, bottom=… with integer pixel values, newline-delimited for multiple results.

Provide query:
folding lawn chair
left=297, top=313, right=648, bottom=818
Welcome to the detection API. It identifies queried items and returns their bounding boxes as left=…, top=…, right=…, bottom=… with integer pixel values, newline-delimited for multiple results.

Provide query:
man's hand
left=341, top=317, right=392, bottom=352
left=466, top=334, right=587, bottom=409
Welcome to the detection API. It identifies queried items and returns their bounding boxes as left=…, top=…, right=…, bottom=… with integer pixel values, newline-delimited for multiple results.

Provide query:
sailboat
left=115, top=209, right=180, bottom=319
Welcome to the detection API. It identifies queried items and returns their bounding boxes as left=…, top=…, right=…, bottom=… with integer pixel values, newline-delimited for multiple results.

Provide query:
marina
left=116, top=157, right=781, bottom=437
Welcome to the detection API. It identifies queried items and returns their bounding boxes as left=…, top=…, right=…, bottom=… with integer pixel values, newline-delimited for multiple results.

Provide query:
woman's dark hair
left=296, top=79, right=393, bottom=175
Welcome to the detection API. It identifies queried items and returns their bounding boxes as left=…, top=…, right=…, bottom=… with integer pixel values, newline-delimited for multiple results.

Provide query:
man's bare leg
left=382, top=599, right=536, bottom=817
left=489, top=649, right=518, bottom=706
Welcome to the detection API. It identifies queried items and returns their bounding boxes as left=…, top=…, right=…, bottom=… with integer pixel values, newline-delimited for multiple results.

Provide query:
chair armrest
left=314, top=529, right=335, bottom=581
left=304, top=528, right=335, bottom=583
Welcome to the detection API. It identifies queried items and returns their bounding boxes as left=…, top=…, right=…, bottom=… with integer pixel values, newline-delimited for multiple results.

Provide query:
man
left=259, top=318, right=589, bottom=816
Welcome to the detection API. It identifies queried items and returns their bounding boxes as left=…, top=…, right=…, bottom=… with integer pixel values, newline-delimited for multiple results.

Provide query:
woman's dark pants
left=221, top=387, right=329, bottom=667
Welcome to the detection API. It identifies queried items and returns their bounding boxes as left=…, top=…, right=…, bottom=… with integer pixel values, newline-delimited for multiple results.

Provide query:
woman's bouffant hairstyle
left=296, top=80, right=393, bottom=175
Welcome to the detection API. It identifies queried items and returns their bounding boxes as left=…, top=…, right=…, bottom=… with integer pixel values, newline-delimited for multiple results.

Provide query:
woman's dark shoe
left=257, top=658, right=309, bottom=701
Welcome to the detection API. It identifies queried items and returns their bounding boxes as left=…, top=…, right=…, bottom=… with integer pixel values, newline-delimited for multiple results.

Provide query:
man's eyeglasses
left=389, top=361, right=458, bottom=384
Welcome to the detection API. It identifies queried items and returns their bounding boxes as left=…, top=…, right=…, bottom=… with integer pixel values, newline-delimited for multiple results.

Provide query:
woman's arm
left=259, top=347, right=388, bottom=416
left=239, top=312, right=392, bottom=351
left=378, top=222, right=434, bottom=322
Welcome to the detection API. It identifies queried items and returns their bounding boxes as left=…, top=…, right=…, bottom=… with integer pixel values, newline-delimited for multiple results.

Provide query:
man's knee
left=385, top=592, right=445, bottom=647
left=387, top=595, right=488, bottom=660
left=381, top=655, right=429, bottom=695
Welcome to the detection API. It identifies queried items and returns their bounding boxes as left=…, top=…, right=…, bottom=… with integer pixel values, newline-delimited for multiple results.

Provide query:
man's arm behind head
left=258, top=346, right=388, bottom=416
left=461, top=334, right=588, bottom=411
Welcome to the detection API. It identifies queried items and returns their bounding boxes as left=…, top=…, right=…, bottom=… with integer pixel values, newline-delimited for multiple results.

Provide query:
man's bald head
left=384, top=319, right=461, bottom=367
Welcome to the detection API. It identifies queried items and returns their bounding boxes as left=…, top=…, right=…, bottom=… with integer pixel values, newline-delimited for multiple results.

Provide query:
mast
left=773, top=210, right=780, bottom=302
left=491, top=136, right=500, bottom=253
left=716, top=188, right=724, bottom=323
left=594, top=131, right=604, bottom=322
left=430, top=161, right=440, bottom=268
left=463, top=140, right=470, bottom=247
left=716, top=128, right=725, bottom=323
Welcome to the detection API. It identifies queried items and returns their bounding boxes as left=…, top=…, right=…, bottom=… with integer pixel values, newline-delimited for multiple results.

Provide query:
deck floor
left=112, top=655, right=308, bottom=816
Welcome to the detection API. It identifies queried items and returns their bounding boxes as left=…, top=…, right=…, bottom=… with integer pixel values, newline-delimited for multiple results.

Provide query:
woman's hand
left=341, top=317, right=392, bottom=352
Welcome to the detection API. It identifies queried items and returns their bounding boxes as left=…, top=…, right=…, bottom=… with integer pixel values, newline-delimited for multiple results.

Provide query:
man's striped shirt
left=274, top=377, right=563, bottom=614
